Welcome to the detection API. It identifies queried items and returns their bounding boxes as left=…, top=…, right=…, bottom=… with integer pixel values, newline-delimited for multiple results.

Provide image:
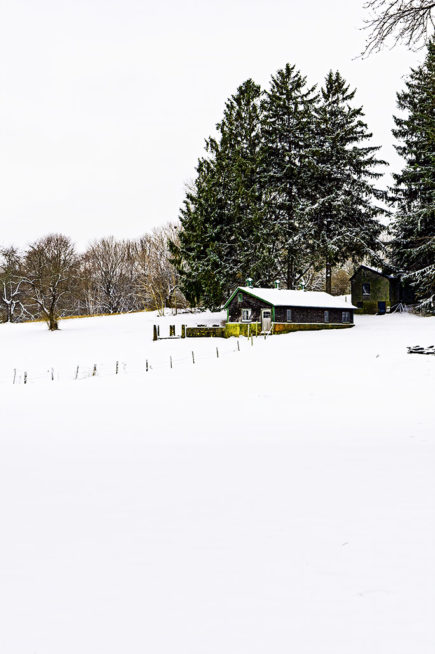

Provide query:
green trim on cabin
left=272, top=306, right=275, bottom=321
left=223, top=287, right=274, bottom=309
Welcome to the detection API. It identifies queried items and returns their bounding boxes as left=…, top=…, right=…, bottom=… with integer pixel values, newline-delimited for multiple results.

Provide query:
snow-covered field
left=1, top=311, right=434, bottom=653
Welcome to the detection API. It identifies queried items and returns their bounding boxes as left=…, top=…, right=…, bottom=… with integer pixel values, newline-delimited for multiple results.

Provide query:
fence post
left=181, top=324, right=186, bottom=339
left=153, top=325, right=158, bottom=341
left=146, top=359, right=149, bottom=372
left=115, top=361, right=119, bottom=375
left=51, top=368, right=54, bottom=381
left=216, top=346, right=219, bottom=358
left=24, top=371, right=27, bottom=385
left=192, top=351, right=195, bottom=364
left=13, top=368, right=16, bottom=384
left=75, top=365, right=79, bottom=380
left=170, top=355, right=173, bottom=369
left=92, top=364, right=97, bottom=377
left=237, top=341, right=240, bottom=351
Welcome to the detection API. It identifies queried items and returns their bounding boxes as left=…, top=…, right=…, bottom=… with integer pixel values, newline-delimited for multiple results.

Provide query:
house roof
left=224, top=287, right=357, bottom=310
left=349, top=265, right=397, bottom=281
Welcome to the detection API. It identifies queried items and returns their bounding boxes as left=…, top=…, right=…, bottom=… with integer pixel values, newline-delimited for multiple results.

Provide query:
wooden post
left=181, top=324, right=186, bottom=339
left=13, top=368, right=16, bottom=384
left=237, top=341, right=240, bottom=351
left=75, top=365, right=79, bottom=380
left=153, top=325, right=158, bottom=341
left=92, top=364, right=97, bottom=376
left=51, top=368, right=54, bottom=381
left=216, top=346, right=219, bottom=358
left=251, top=335, right=253, bottom=346
left=24, top=371, right=27, bottom=385
left=115, top=361, right=119, bottom=375
left=170, top=355, right=172, bottom=369
left=192, top=351, right=195, bottom=364
left=146, top=359, right=149, bottom=372
left=170, top=325, right=175, bottom=337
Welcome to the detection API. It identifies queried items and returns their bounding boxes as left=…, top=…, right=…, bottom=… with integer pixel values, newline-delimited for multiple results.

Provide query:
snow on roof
left=237, top=287, right=357, bottom=310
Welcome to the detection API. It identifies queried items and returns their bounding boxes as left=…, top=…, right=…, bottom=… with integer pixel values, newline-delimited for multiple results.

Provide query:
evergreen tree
left=309, top=71, right=386, bottom=292
left=172, top=80, right=267, bottom=308
left=390, top=40, right=435, bottom=313
left=261, top=63, right=318, bottom=288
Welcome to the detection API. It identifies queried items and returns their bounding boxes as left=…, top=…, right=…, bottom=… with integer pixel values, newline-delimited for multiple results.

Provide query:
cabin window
left=241, top=308, right=251, bottom=322
left=342, top=311, right=351, bottom=323
left=286, top=309, right=292, bottom=322
left=362, top=283, right=370, bottom=296
left=237, top=292, right=243, bottom=303
left=324, top=310, right=329, bottom=322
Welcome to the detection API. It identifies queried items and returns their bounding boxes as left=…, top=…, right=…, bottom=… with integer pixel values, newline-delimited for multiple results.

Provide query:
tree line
left=0, top=224, right=186, bottom=329
left=172, top=44, right=434, bottom=313
left=171, top=65, right=387, bottom=309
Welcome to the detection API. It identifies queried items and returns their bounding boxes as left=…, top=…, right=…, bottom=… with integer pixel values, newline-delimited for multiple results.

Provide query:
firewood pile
left=407, top=345, right=435, bottom=355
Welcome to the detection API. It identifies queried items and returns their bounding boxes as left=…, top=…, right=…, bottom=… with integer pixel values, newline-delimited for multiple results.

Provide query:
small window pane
left=362, top=283, right=370, bottom=296
left=286, top=309, right=292, bottom=322
left=324, top=310, right=329, bottom=322
left=237, top=292, right=243, bottom=303
left=342, top=311, right=350, bottom=322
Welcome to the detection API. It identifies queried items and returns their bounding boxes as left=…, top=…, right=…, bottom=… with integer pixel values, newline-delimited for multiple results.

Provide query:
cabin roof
left=224, top=287, right=357, bottom=310
left=349, top=264, right=397, bottom=281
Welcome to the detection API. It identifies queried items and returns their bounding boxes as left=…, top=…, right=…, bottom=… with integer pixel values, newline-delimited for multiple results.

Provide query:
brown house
left=224, top=284, right=356, bottom=334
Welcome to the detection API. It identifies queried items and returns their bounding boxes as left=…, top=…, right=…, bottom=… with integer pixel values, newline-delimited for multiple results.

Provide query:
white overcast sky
left=0, top=0, right=422, bottom=250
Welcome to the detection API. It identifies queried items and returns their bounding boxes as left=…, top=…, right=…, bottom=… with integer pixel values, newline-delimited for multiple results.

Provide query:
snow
left=1, top=311, right=434, bottom=653
left=233, top=287, right=357, bottom=309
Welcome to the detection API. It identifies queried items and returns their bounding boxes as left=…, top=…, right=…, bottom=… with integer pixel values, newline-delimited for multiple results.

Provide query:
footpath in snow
left=1, top=311, right=434, bottom=653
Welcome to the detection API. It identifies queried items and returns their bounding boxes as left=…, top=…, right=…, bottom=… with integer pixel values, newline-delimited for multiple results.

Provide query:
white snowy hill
left=1, top=310, right=434, bottom=653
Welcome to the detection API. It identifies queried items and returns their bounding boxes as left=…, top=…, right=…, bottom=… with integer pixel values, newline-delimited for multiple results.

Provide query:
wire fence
left=2, top=334, right=271, bottom=387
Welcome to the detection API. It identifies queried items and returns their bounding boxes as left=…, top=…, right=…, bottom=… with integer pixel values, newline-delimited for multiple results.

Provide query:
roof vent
left=246, top=277, right=253, bottom=288
left=274, top=280, right=281, bottom=289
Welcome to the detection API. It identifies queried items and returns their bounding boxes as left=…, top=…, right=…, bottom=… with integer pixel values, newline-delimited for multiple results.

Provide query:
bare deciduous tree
left=135, top=224, right=185, bottom=315
left=362, top=0, right=435, bottom=56
left=0, top=247, right=29, bottom=322
left=85, top=237, right=137, bottom=314
left=23, top=234, right=78, bottom=330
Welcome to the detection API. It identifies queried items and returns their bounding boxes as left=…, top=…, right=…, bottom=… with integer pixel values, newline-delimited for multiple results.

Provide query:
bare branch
left=361, top=0, right=435, bottom=56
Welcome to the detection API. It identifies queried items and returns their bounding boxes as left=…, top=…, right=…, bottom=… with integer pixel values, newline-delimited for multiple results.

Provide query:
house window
left=286, top=309, right=292, bottom=322
left=342, top=311, right=351, bottom=323
left=237, top=292, right=243, bottom=303
left=324, top=310, right=329, bottom=322
left=241, top=308, right=251, bottom=322
left=362, top=283, right=370, bottom=296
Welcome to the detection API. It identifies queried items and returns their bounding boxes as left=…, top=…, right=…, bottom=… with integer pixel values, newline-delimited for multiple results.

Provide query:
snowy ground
left=1, top=311, right=434, bottom=653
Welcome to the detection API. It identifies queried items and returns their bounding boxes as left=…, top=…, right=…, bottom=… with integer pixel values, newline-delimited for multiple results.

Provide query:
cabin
left=224, top=283, right=356, bottom=335
left=350, top=265, right=414, bottom=314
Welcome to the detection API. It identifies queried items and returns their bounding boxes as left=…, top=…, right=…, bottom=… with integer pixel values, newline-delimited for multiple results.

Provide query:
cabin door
left=261, top=309, right=272, bottom=331
left=378, top=301, right=386, bottom=314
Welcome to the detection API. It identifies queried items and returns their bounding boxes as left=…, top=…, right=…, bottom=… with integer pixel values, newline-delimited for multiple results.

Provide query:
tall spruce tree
left=172, top=79, right=267, bottom=308
left=309, top=71, right=386, bottom=292
left=261, top=63, right=318, bottom=288
left=390, top=41, right=435, bottom=312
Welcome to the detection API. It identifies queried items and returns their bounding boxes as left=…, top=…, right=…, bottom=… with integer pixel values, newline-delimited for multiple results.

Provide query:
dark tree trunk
left=325, top=261, right=332, bottom=294
left=48, top=316, right=59, bottom=330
